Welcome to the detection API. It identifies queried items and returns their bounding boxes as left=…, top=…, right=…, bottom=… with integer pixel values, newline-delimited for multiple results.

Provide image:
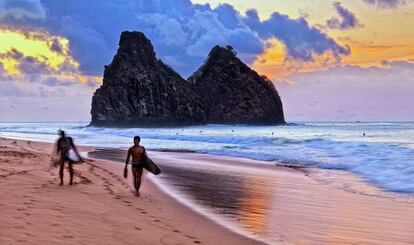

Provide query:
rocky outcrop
left=188, top=46, right=285, bottom=124
left=90, top=32, right=285, bottom=127
left=90, top=31, right=207, bottom=126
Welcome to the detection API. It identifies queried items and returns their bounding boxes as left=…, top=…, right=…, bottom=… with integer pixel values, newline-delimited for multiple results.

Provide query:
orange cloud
left=252, top=35, right=414, bottom=82
left=0, top=27, right=77, bottom=75
left=252, top=38, right=342, bottom=81
left=0, top=27, right=102, bottom=85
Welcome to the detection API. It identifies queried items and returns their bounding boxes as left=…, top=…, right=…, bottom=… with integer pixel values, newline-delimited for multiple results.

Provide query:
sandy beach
left=2, top=137, right=414, bottom=244
left=0, top=137, right=261, bottom=245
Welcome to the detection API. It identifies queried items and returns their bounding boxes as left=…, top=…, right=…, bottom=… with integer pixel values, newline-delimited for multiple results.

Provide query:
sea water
left=0, top=122, right=414, bottom=193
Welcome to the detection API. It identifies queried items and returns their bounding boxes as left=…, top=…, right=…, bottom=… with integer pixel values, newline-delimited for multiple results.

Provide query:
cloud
left=1, top=0, right=349, bottom=77
left=244, top=9, right=350, bottom=62
left=279, top=60, right=414, bottom=121
left=0, top=0, right=45, bottom=20
left=0, top=28, right=80, bottom=76
left=362, top=0, right=408, bottom=8
left=0, top=73, right=97, bottom=121
left=327, top=2, right=363, bottom=30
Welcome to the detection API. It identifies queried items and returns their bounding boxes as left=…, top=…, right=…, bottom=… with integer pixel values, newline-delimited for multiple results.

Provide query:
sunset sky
left=0, top=0, right=413, bottom=122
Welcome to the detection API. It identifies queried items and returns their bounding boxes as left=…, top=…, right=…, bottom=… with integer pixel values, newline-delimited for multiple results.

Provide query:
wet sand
left=0, top=138, right=261, bottom=245
left=91, top=149, right=414, bottom=245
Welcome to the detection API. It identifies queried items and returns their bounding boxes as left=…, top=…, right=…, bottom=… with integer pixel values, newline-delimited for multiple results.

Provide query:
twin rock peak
left=91, top=31, right=285, bottom=127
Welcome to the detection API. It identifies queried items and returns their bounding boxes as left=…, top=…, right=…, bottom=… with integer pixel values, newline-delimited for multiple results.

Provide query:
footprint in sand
left=173, top=230, right=180, bottom=233
left=23, top=232, right=35, bottom=237
left=135, top=227, right=142, bottom=231
left=194, top=241, right=202, bottom=244
left=62, top=235, right=74, bottom=239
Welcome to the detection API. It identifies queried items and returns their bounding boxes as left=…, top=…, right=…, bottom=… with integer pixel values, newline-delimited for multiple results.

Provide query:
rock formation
left=91, top=31, right=207, bottom=126
left=90, top=32, right=285, bottom=127
left=189, top=45, right=285, bottom=124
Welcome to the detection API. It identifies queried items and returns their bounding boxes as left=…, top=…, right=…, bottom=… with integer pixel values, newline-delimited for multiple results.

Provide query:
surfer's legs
left=68, top=162, right=74, bottom=185
left=136, top=168, right=143, bottom=194
left=132, top=167, right=138, bottom=194
left=131, top=167, right=143, bottom=196
left=59, top=159, right=64, bottom=185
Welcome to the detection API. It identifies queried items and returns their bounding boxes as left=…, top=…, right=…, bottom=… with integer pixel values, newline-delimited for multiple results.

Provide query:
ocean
left=0, top=122, right=413, bottom=193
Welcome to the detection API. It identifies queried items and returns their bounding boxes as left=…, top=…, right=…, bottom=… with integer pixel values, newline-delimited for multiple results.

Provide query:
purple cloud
left=244, top=9, right=350, bottom=61
left=280, top=60, right=414, bottom=121
left=0, top=0, right=45, bottom=19
left=327, top=2, right=363, bottom=30
left=362, top=0, right=407, bottom=8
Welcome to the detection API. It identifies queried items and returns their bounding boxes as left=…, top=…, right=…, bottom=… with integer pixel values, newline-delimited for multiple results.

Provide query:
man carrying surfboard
left=55, top=130, right=82, bottom=185
left=124, top=136, right=146, bottom=197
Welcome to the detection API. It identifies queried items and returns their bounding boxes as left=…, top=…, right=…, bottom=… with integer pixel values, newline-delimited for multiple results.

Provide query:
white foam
left=1, top=122, right=414, bottom=193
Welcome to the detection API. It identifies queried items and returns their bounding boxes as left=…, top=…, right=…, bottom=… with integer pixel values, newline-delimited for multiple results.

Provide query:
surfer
left=55, top=130, right=82, bottom=185
left=124, top=136, right=146, bottom=197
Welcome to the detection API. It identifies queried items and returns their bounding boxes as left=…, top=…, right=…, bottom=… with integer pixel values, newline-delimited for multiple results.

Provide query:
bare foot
left=135, top=192, right=140, bottom=197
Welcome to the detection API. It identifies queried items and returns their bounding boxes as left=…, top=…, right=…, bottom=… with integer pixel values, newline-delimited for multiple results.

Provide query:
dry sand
left=0, top=138, right=261, bottom=245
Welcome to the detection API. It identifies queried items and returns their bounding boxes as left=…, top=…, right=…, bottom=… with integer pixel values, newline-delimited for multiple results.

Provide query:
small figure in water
left=55, top=130, right=82, bottom=185
left=363, top=133, right=366, bottom=136
left=124, top=136, right=146, bottom=197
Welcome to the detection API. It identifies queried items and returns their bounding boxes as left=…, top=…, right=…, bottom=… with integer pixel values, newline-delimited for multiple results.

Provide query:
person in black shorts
left=124, top=136, right=146, bottom=197
left=55, top=130, right=82, bottom=185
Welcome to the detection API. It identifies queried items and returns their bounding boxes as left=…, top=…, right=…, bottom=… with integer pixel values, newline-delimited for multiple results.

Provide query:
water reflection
left=90, top=149, right=275, bottom=241
left=238, top=179, right=271, bottom=234
left=158, top=164, right=272, bottom=236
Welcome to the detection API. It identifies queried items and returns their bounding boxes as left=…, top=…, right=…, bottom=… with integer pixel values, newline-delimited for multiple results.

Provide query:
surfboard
left=68, top=149, right=83, bottom=164
left=143, top=154, right=161, bottom=175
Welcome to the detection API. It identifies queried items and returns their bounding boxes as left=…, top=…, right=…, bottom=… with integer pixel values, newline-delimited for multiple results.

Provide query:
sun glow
left=252, top=38, right=344, bottom=80
left=0, top=28, right=79, bottom=76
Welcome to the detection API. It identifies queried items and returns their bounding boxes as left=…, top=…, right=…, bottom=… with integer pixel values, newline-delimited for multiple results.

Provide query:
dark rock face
left=189, top=46, right=285, bottom=124
left=91, top=32, right=285, bottom=127
left=91, top=31, right=207, bottom=126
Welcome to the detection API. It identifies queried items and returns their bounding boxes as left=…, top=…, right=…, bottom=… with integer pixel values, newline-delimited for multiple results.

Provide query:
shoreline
left=90, top=148, right=414, bottom=244
left=90, top=147, right=413, bottom=201
left=2, top=136, right=414, bottom=244
left=0, top=137, right=264, bottom=245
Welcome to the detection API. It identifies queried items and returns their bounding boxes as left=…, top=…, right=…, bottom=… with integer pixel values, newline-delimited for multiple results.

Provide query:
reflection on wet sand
left=90, top=149, right=414, bottom=245
left=159, top=164, right=272, bottom=236
left=237, top=177, right=271, bottom=235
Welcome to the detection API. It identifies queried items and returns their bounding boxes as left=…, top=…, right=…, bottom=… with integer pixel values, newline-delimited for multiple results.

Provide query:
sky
left=0, top=0, right=413, bottom=122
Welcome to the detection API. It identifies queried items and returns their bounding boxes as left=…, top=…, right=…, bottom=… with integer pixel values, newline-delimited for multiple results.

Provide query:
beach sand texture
left=0, top=138, right=261, bottom=245
left=1, top=137, right=414, bottom=244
